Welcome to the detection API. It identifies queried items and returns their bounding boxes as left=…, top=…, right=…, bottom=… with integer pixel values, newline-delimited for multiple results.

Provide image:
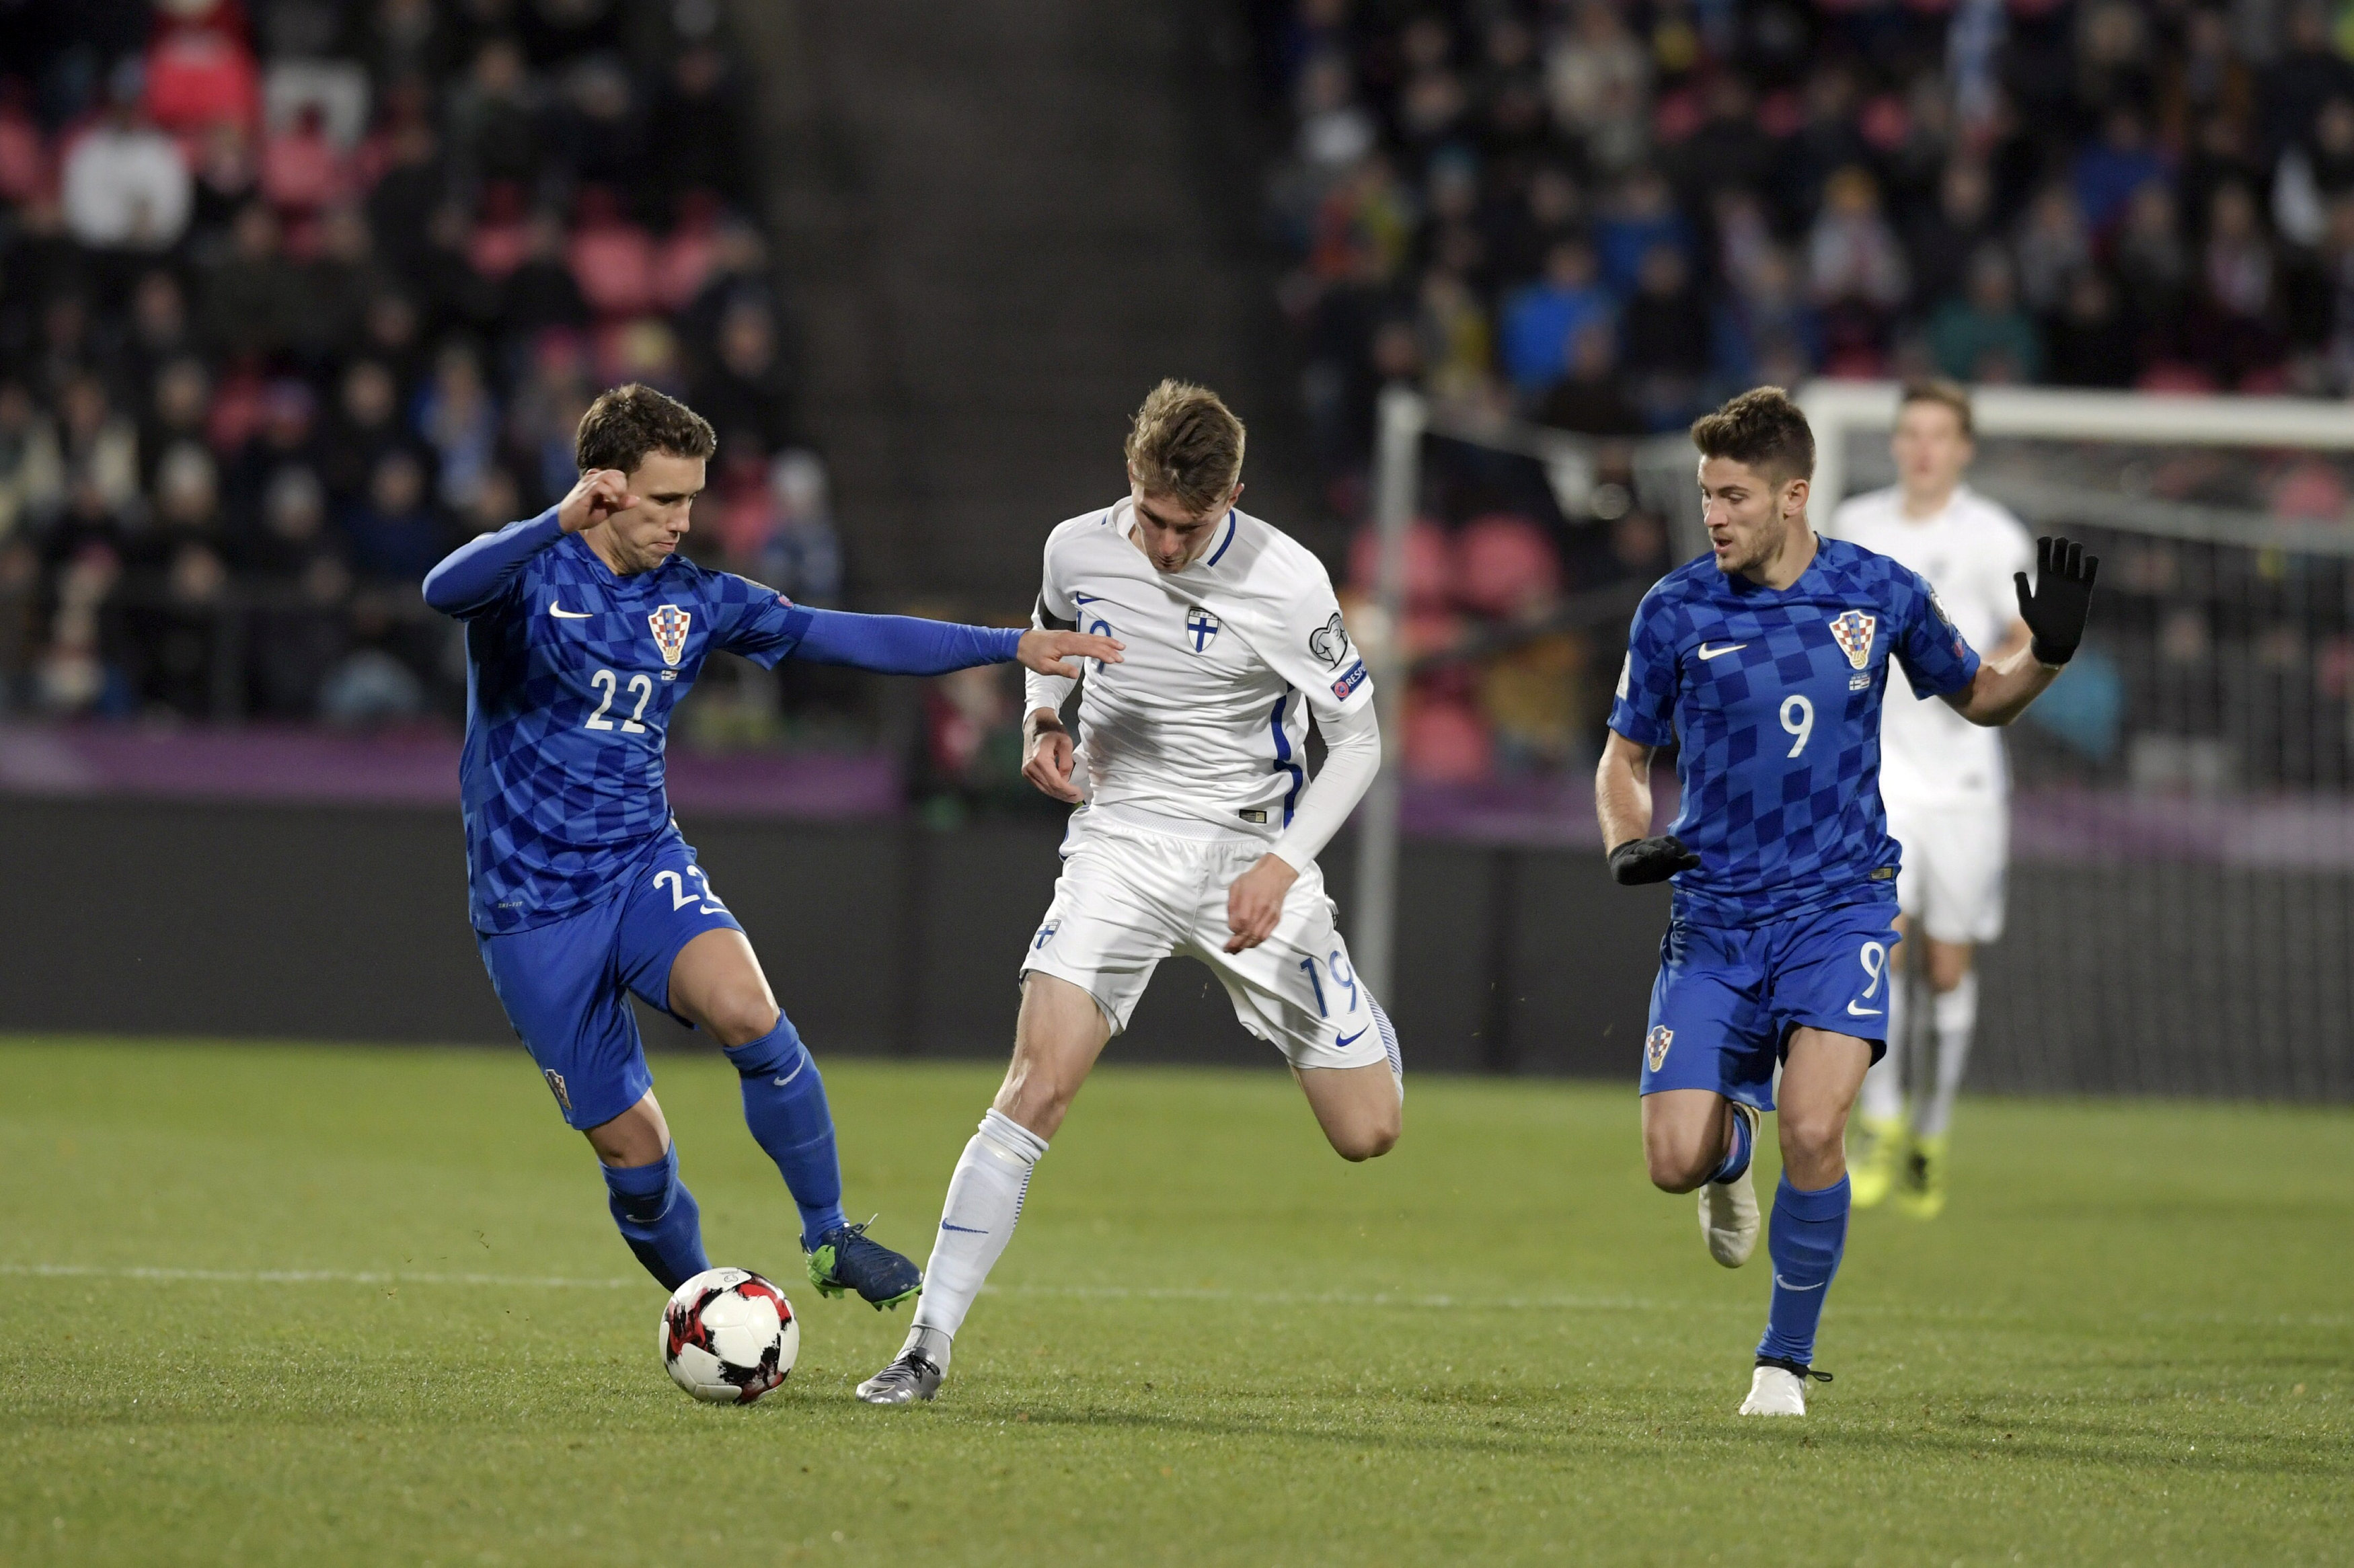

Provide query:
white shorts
left=1885, top=798, right=2010, bottom=945
left=1018, top=810, right=1397, bottom=1074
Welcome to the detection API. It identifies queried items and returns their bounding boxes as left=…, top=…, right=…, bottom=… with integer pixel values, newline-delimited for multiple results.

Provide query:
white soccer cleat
left=1738, top=1364, right=1809, bottom=1416
left=1697, top=1103, right=1761, bottom=1267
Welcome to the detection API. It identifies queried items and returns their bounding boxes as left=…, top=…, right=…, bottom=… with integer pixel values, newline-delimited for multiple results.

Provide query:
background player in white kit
left=858, top=381, right=1403, bottom=1404
left=1829, top=380, right=2034, bottom=1217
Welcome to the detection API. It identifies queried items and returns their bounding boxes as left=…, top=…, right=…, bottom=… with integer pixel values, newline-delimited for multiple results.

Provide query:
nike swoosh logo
left=1335, top=1027, right=1367, bottom=1048
left=1846, top=1001, right=1883, bottom=1017
left=1697, top=641, right=1747, bottom=660
left=1774, top=1276, right=1827, bottom=1292
left=940, top=1222, right=988, bottom=1234
left=549, top=601, right=592, bottom=619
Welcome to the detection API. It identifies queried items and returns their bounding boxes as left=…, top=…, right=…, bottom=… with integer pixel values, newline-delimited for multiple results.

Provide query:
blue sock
left=603, top=1146, right=709, bottom=1292
left=1756, top=1173, right=1850, bottom=1366
left=723, top=1014, right=847, bottom=1250
left=1708, top=1105, right=1754, bottom=1185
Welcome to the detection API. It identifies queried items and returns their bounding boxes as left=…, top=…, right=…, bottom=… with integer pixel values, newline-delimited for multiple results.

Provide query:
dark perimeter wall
left=12, top=797, right=2345, bottom=1100
left=0, top=798, right=1663, bottom=1077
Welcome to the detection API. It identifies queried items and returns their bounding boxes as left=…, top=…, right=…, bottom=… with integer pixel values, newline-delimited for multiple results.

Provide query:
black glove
left=2013, top=534, right=2099, bottom=666
left=1608, top=834, right=1701, bottom=886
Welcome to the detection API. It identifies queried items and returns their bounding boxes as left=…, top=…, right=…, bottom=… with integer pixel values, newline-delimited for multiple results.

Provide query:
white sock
left=1371, top=996, right=1404, bottom=1102
left=1915, top=972, right=1978, bottom=1138
left=902, top=1109, right=1047, bottom=1370
left=1858, top=968, right=1907, bottom=1124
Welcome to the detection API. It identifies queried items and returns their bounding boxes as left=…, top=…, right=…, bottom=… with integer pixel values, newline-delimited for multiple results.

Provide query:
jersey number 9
left=1779, top=694, right=1813, bottom=758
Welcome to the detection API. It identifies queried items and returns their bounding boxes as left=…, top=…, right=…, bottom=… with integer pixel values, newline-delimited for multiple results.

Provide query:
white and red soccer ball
left=660, top=1267, right=800, bottom=1403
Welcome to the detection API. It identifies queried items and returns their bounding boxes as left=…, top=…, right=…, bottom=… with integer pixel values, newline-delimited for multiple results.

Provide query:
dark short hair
left=574, top=383, right=716, bottom=474
left=1689, top=385, right=1815, bottom=483
left=1898, top=376, right=1975, bottom=438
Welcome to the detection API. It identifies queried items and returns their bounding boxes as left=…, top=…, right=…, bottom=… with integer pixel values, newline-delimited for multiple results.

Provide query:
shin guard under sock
left=1917, top=973, right=1979, bottom=1139
left=1756, top=1173, right=1850, bottom=1366
left=723, top=1015, right=847, bottom=1248
left=904, top=1109, right=1047, bottom=1370
left=603, top=1146, right=710, bottom=1292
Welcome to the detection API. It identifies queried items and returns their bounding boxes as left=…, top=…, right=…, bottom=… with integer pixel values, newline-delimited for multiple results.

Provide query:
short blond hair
left=1898, top=377, right=1975, bottom=437
left=1125, top=379, right=1244, bottom=513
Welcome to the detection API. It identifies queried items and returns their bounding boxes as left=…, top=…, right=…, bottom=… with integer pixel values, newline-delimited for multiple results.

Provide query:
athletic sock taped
left=724, top=1015, right=847, bottom=1248
left=1708, top=1102, right=1754, bottom=1185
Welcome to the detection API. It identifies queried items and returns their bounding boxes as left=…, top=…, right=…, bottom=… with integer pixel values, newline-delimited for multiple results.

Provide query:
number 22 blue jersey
left=447, top=510, right=814, bottom=934
left=1607, top=535, right=1980, bottom=927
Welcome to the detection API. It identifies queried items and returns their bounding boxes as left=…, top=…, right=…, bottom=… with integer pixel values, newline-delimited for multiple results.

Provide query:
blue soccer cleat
left=806, top=1219, right=923, bottom=1310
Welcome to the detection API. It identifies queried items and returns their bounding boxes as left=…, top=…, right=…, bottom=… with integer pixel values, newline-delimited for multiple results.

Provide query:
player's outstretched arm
left=420, top=469, right=636, bottom=616
left=1944, top=534, right=2098, bottom=728
left=1597, top=730, right=1698, bottom=886
left=790, top=613, right=1122, bottom=678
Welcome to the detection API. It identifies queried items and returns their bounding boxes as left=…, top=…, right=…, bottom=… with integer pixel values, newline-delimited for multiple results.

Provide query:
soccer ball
left=659, top=1267, right=800, bottom=1403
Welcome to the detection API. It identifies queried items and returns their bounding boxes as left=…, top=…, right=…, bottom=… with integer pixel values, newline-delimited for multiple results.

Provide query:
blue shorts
left=1638, top=898, right=1899, bottom=1112
left=476, top=831, right=744, bottom=1131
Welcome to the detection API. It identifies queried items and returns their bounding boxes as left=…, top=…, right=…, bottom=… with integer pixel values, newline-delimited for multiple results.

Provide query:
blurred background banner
left=3, top=0, right=2353, bottom=1099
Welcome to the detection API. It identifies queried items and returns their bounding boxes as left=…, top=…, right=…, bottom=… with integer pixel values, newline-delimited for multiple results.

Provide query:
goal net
left=1355, top=383, right=2354, bottom=1101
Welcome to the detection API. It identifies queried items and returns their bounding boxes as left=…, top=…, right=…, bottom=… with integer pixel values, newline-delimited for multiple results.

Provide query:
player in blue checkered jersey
left=423, top=385, right=1120, bottom=1310
left=1597, top=387, right=2096, bottom=1416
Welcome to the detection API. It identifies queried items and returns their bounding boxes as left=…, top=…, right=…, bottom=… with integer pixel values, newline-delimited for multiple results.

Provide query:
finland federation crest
left=1644, top=1025, right=1673, bottom=1072
left=1184, top=605, right=1221, bottom=653
left=1828, top=609, right=1876, bottom=671
left=648, top=604, right=693, bottom=667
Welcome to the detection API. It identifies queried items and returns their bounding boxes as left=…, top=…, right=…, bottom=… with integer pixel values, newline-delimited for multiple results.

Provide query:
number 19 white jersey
left=1026, top=500, right=1374, bottom=838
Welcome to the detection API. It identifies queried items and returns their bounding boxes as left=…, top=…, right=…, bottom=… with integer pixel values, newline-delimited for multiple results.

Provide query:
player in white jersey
left=1827, top=380, right=2035, bottom=1217
left=857, top=381, right=1402, bottom=1404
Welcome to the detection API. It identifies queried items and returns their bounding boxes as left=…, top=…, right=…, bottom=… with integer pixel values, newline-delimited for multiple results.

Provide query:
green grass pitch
left=1, top=1036, right=2347, bottom=1565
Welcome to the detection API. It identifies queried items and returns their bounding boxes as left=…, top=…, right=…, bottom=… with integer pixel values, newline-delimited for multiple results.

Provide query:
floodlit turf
left=0, top=1038, right=2347, bottom=1566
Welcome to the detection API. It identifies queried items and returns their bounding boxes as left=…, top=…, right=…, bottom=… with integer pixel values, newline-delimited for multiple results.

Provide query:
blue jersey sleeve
left=706, top=574, right=817, bottom=668
left=422, top=508, right=564, bottom=617
left=1607, top=590, right=1680, bottom=746
left=1892, top=567, right=1981, bottom=699
left=705, top=570, right=1025, bottom=674
left=792, top=609, right=1024, bottom=674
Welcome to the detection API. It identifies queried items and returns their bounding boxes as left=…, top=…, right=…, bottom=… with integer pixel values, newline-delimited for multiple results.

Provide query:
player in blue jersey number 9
left=1595, top=386, right=2094, bottom=1415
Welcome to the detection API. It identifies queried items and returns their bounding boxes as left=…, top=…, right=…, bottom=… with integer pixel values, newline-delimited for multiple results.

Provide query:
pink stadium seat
left=1349, top=518, right=1452, bottom=611
left=570, top=190, right=658, bottom=319
left=1404, top=695, right=1494, bottom=784
left=1453, top=512, right=1560, bottom=618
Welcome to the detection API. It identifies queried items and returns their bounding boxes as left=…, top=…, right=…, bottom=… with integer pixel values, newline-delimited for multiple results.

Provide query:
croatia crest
left=1644, top=1025, right=1673, bottom=1072
left=648, top=604, right=693, bottom=667
left=1828, top=609, right=1876, bottom=670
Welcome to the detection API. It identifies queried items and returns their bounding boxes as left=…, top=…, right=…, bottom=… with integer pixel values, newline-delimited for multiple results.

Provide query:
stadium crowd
left=1252, top=0, right=2354, bottom=782
left=0, top=0, right=838, bottom=726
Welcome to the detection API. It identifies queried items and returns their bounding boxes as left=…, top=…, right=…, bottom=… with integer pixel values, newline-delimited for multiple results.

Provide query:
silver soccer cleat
left=856, top=1351, right=944, bottom=1405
